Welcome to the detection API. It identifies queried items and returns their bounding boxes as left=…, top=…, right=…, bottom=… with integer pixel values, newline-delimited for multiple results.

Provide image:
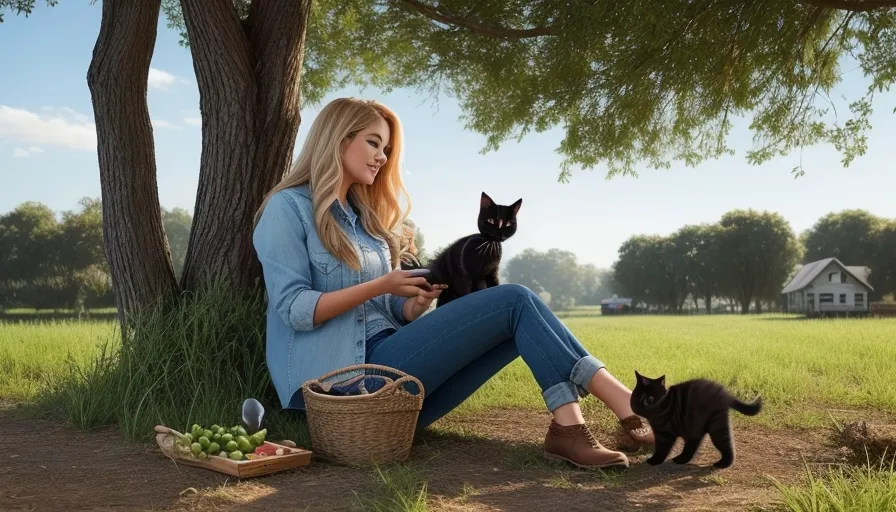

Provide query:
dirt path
left=0, top=406, right=848, bottom=512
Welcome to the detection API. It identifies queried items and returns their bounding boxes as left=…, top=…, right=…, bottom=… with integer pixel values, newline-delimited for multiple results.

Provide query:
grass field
left=0, top=319, right=118, bottom=401
left=429, top=313, right=896, bottom=429
left=2, top=311, right=895, bottom=511
left=3, top=313, right=896, bottom=425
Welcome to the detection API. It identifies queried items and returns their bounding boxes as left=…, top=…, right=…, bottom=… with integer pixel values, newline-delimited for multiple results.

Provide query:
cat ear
left=634, top=370, right=644, bottom=386
left=658, top=375, right=665, bottom=387
left=480, top=192, right=494, bottom=209
left=511, top=198, right=522, bottom=215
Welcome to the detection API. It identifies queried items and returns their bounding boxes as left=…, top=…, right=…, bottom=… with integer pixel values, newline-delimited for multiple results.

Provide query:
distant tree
left=0, top=202, right=58, bottom=284
left=577, top=264, right=616, bottom=305
left=716, top=210, right=802, bottom=314
left=503, top=248, right=583, bottom=309
left=55, top=197, right=109, bottom=310
left=613, top=235, right=663, bottom=309
left=674, top=223, right=722, bottom=314
left=801, top=209, right=889, bottom=299
left=877, top=220, right=896, bottom=299
left=161, top=207, right=193, bottom=280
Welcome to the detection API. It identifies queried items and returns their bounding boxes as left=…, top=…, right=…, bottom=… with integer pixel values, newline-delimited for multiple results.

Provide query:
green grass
left=353, top=463, right=430, bottom=512
left=2, top=307, right=117, bottom=315
left=0, top=320, right=117, bottom=401
left=447, top=314, right=896, bottom=429
left=2, top=310, right=896, bottom=433
left=768, top=458, right=896, bottom=511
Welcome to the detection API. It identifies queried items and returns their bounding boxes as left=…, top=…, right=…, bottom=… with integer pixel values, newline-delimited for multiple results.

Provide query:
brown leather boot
left=543, top=421, right=629, bottom=469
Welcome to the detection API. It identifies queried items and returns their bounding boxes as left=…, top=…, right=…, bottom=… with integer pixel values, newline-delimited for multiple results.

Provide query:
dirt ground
left=0, top=405, right=867, bottom=512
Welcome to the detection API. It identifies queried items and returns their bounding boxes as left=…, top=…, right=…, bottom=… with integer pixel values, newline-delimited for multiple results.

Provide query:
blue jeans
left=365, top=284, right=606, bottom=430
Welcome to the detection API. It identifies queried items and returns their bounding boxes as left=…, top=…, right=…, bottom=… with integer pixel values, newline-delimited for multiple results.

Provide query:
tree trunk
left=704, top=293, right=712, bottom=314
left=87, top=0, right=178, bottom=325
left=179, top=0, right=312, bottom=294
left=740, top=298, right=751, bottom=314
left=754, top=298, right=763, bottom=314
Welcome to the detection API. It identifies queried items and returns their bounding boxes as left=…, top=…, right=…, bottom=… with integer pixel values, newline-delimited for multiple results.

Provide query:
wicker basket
left=301, top=364, right=424, bottom=467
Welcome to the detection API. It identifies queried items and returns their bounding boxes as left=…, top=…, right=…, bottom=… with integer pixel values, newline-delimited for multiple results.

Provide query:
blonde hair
left=399, top=218, right=421, bottom=268
left=255, top=98, right=410, bottom=270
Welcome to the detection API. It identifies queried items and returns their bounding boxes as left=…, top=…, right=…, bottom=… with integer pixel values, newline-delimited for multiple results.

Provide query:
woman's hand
left=404, top=282, right=448, bottom=321
left=375, top=269, right=433, bottom=298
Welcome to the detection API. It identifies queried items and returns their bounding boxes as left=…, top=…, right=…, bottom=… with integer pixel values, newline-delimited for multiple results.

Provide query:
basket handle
left=304, top=363, right=424, bottom=399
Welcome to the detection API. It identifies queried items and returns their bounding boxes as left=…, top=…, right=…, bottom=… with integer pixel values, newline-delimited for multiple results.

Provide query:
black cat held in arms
left=631, top=371, right=762, bottom=469
left=424, top=192, right=521, bottom=308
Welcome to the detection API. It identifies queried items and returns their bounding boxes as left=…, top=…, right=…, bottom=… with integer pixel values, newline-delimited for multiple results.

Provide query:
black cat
left=425, top=192, right=521, bottom=308
left=631, top=371, right=762, bottom=469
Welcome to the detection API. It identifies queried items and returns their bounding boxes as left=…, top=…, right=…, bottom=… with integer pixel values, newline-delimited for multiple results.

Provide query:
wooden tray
left=154, top=425, right=312, bottom=478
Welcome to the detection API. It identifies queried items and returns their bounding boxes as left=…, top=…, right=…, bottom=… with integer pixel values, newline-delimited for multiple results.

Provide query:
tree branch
left=801, top=0, right=896, bottom=11
left=395, top=0, right=558, bottom=39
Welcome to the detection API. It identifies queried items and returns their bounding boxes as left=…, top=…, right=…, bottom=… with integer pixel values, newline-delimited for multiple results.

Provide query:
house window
left=839, top=293, right=846, bottom=304
left=856, top=293, right=865, bottom=306
left=819, top=293, right=834, bottom=304
left=807, top=293, right=815, bottom=309
left=828, top=272, right=841, bottom=283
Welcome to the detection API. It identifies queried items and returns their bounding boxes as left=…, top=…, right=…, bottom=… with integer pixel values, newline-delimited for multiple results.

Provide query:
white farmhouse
left=781, top=257, right=873, bottom=316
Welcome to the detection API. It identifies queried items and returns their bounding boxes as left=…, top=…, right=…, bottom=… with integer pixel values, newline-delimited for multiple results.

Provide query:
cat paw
left=713, top=459, right=733, bottom=469
left=672, top=455, right=692, bottom=465
left=645, top=457, right=665, bottom=466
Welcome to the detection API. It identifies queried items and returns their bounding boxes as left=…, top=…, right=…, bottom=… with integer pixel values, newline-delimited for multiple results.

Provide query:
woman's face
left=341, top=116, right=390, bottom=187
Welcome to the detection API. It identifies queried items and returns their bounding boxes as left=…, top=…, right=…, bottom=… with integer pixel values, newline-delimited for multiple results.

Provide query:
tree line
left=609, top=209, right=896, bottom=314
left=2, top=199, right=894, bottom=315
left=0, top=199, right=192, bottom=312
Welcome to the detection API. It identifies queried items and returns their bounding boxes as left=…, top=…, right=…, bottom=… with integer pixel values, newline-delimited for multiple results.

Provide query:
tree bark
left=179, top=0, right=312, bottom=294
left=87, top=0, right=178, bottom=324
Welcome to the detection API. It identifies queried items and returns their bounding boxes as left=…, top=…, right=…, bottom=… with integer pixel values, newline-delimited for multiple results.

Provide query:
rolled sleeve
left=388, top=293, right=410, bottom=325
left=253, top=192, right=322, bottom=332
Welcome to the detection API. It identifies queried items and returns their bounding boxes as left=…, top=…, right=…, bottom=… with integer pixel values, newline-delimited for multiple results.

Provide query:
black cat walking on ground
left=424, top=192, right=522, bottom=308
left=630, top=371, right=763, bottom=469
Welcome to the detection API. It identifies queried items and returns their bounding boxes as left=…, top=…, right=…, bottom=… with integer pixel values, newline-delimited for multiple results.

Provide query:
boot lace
left=581, top=425, right=600, bottom=448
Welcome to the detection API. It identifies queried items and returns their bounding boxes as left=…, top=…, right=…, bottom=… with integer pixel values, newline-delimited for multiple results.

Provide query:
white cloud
left=27, top=146, right=44, bottom=153
left=148, top=67, right=178, bottom=90
left=0, top=105, right=96, bottom=151
left=13, top=148, right=29, bottom=158
left=183, top=117, right=202, bottom=126
left=151, top=119, right=182, bottom=130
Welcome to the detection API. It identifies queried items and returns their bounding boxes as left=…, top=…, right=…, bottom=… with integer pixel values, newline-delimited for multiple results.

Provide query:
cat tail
left=730, top=396, right=763, bottom=416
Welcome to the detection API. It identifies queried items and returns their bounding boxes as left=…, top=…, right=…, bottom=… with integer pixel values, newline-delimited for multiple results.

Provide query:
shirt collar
left=330, top=198, right=358, bottom=226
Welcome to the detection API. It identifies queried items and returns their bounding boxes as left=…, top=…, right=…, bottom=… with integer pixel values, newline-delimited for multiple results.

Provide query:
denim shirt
left=252, top=185, right=409, bottom=409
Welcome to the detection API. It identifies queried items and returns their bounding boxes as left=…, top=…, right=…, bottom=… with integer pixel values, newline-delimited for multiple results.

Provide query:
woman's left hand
left=405, top=283, right=448, bottom=321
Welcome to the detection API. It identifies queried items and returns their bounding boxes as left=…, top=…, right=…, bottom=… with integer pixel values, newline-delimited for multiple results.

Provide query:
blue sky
left=2, top=3, right=895, bottom=269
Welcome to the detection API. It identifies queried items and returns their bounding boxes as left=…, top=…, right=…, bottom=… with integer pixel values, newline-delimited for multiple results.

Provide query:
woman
left=252, top=97, right=654, bottom=469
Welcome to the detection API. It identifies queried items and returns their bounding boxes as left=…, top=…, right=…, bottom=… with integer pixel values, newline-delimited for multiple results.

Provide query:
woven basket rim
left=301, top=363, right=425, bottom=403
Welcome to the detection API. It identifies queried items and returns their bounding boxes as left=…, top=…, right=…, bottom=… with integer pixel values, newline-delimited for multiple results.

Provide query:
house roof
left=781, top=257, right=874, bottom=294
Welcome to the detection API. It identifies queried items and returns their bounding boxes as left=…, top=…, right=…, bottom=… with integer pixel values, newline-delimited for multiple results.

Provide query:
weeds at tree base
left=39, top=279, right=309, bottom=444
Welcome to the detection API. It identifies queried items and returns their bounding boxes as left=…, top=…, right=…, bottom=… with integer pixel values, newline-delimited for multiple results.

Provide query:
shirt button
left=356, top=316, right=363, bottom=323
